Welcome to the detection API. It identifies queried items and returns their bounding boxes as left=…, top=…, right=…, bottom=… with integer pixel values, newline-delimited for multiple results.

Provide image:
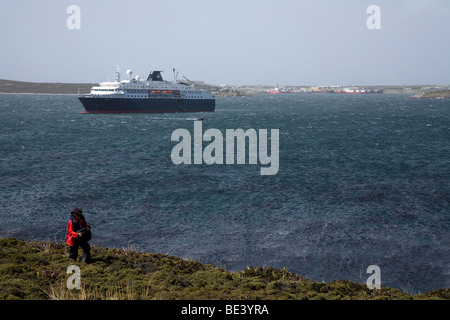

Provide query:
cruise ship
left=79, top=66, right=215, bottom=113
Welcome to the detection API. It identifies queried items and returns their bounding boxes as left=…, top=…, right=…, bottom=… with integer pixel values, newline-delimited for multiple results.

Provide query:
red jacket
left=65, top=215, right=89, bottom=247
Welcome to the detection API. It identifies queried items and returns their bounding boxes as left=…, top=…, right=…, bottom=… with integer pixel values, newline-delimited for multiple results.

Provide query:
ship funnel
left=147, top=71, right=164, bottom=82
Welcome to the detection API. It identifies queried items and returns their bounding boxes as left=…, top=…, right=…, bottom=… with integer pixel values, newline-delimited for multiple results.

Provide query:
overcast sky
left=0, top=0, right=449, bottom=86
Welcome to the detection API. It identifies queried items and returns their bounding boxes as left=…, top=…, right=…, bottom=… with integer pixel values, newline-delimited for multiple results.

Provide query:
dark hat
left=71, top=208, right=82, bottom=215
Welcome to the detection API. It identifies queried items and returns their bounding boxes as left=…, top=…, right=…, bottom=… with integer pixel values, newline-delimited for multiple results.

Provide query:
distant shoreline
left=416, top=90, right=450, bottom=99
left=1, top=78, right=449, bottom=97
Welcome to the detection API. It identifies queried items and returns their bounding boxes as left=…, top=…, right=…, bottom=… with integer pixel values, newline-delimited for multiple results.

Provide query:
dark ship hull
left=79, top=96, right=215, bottom=113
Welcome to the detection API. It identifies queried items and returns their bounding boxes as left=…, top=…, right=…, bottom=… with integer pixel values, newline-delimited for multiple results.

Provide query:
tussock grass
left=0, top=238, right=448, bottom=300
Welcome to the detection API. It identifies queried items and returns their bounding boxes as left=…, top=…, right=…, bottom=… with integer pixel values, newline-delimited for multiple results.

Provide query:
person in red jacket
left=66, top=208, right=92, bottom=263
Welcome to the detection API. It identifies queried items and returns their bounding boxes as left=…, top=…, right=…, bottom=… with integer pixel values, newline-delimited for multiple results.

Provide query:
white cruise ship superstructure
left=79, top=66, right=215, bottom=113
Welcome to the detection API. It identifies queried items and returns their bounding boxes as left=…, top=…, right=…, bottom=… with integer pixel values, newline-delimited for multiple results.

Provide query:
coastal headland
left=0, top=238, right=448, bottom=300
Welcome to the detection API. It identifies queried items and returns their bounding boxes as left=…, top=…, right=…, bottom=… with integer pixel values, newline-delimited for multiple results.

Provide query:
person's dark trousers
left=69, top=238, right=92, bottom=263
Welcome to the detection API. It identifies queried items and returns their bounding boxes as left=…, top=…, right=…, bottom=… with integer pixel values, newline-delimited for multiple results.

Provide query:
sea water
left=0, top=93, right=449, bottom=292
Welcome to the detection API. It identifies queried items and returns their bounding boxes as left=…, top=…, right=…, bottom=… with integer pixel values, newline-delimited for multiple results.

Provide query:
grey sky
left=0, top=0, right=449, bottom=86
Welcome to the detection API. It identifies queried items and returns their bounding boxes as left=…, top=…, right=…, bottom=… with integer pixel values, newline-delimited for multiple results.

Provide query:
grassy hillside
left=0, top=238, right=448, bottom=300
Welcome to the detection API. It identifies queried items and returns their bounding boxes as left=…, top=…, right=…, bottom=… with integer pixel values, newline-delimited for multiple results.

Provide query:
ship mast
left=114, top=65, right=121, bottom=82
left=173, top=68, right=179, bottom=82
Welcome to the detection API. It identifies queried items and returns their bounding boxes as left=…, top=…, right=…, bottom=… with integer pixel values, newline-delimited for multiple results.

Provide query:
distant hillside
left=0, top=79, right=95, bottom=94
left=0, top=78, right=252, bottom=96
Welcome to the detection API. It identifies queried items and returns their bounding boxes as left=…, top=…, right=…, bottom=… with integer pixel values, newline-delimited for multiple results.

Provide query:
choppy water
left=0, top=93, right=449, bottom=292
